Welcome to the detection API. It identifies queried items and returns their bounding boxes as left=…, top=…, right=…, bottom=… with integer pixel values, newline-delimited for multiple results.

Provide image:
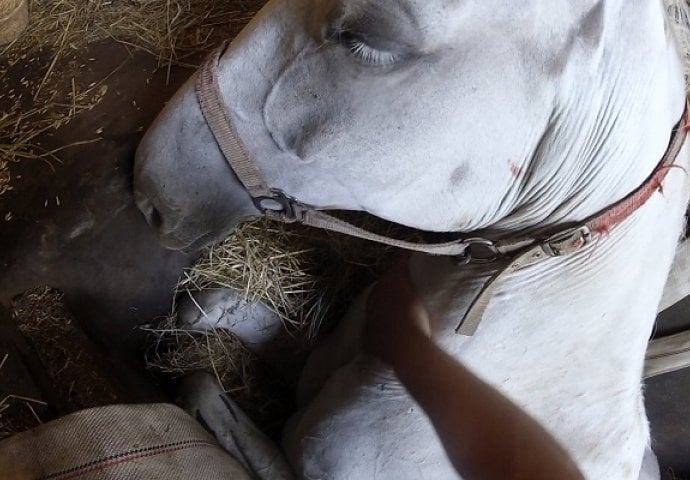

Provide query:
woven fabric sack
left=0, top=403, right=252, bottom=479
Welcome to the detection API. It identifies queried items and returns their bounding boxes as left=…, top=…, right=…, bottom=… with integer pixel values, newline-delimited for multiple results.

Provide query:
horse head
left=134, top=0, right=683, bottom=251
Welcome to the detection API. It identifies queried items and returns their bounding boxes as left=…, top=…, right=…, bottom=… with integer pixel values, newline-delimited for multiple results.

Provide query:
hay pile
left=4, top=287, right=123, bottom=438
left=3, top=0, right=261, bottom=65
left=0, top=0, right=264, bottom=196
left=177, top=218, right=404, bottom=335
left=0, top=0, right=28, bottom=45
left=145, top=217, right=405, bottom=427
left=11, top=287, right=122, bottom=410
left=0, top=0, right=19, bottom=17
left=144, top=316, right=292, bottom=431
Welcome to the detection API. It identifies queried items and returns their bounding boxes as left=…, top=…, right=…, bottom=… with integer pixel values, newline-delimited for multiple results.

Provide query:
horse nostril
left=134, top=190, right=164, bottom=229
left=149, top=205, right=163, bottom=229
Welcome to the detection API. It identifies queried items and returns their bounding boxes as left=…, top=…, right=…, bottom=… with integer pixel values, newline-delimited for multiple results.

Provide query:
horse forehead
left=334, top=0, right=583, bottom=48
left=336, top=0, right=464, bottom=35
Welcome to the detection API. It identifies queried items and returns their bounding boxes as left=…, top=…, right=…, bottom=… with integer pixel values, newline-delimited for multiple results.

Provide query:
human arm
left=363, top=258, right=585, bottom=480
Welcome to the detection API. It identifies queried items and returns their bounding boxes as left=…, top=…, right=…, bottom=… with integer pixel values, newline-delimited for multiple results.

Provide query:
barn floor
left=0, top=40, right=196, bottom=411
left=1, top=37, right=689, bottom=478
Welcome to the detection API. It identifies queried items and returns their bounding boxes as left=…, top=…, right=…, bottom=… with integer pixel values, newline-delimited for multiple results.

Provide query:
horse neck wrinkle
left=418, top=143, right=689, bottom=357
left=495, top=1, right=687, bottom=233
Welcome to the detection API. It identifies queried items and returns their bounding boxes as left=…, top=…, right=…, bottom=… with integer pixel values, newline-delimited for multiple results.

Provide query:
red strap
left=588, top=103, right=689, bottom=235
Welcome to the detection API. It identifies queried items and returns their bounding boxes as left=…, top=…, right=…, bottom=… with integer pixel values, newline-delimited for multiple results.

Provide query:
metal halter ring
left=252, top=189, right=304, bottom=222
left=542, top=226, right=593, bottom=257
left=454, top=238, right=501, bottom=265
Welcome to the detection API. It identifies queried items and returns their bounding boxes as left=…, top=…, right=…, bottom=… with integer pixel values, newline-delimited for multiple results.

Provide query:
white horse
left=134, top=0, right=690, bottom=478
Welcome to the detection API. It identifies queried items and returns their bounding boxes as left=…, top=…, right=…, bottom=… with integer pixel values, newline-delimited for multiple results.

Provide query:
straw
left=0, top=0, right=264, bottom=196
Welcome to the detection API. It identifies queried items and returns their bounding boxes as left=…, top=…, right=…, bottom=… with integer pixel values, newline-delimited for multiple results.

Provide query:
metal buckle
left=542, top=226, right=592, bottom=257
left=253, top=189, right=303, bottom=222
left=454, top=238, right=500, bottom=265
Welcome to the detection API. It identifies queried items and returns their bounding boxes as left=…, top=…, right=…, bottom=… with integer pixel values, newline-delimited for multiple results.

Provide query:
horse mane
left=667, top=0, right=690, bottom=87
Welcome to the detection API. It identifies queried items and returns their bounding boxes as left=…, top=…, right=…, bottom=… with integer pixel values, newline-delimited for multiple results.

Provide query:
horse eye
left=336, top=30, right=399, bottom=66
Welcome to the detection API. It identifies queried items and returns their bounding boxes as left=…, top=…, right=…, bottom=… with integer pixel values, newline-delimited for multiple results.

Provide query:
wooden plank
left=645, top=330, right=690, bottom=378
left=660, top=239, right=690, bottom=312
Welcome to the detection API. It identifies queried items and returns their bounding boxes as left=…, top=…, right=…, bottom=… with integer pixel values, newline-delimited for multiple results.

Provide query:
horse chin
left=157, top=231, right=219, bottom=253
left=154, top=213, right=254, bottom=252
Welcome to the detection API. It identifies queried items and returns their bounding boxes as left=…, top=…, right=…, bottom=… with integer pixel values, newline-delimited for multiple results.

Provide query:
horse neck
left=493, top=0, right=688, bottom=233
left=411, top=133, right=689, bottom=391
left=411, top=0, right=690, bottom=360
left=406, top=151, right=690, bottom=480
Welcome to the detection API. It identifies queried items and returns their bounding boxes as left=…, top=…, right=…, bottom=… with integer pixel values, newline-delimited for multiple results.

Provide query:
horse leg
left=176, top=288, right=307, bottom=378
left=294, top=286, right=372, bottom=407
left=644, top=330, right=690, bottom=378
left=176, top=372, right=295, bottom=480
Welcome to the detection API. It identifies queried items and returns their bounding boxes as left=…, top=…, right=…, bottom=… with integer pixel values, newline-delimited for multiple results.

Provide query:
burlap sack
left=0, top=403, right=252, bottom=479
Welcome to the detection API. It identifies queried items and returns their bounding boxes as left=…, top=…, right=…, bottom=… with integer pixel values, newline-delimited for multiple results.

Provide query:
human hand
left=363, top=255, right=432, bottom=367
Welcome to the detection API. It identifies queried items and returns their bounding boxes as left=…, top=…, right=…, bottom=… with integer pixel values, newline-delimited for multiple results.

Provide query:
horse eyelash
left=336, top=29, right=399, bottom=66
left=347, top=39, right=398, bottom=66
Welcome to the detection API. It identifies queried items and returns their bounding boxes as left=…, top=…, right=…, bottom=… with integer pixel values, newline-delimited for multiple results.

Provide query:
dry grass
left=2, top=0, right=261, bottom=67
left=0, top=0, right=19, bottom=17
left=144, top=316, right=294, bottom=432
left=179, top=221, right=333, bottom=336
left=11, top=287, right=122, bottom=411
left=145, top=215, right=407, bottom=422
left=0, top=158, right=10, bottom=197
left=0, top=396, right=47, bottom=440
left=0, top=353, right=48, bottom=440
left=0, top=0, right=265, bottom=197
left=145, top=318, right=254, bottom=390
left=178, top=216, right=406, bottom=337
left=0, top=81, right=106, bottom=163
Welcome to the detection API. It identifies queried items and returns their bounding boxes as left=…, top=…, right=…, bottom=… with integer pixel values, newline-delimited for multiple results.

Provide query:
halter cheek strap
left=195, top=43, right=536, bottom=258
left=196, top=42, right=690, bottom=336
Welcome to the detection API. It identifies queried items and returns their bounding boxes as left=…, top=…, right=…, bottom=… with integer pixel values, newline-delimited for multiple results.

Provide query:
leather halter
left=196, top=43, right=689, bottom=336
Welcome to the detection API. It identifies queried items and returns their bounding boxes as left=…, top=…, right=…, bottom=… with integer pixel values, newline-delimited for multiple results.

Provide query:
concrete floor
left=0, top=39, right=689, bottom=477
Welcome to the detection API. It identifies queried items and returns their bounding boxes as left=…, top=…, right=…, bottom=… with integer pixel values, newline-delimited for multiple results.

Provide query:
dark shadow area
left=0, top=40, right=197, bottom=402
left=652, top=299, right=690, bottom=475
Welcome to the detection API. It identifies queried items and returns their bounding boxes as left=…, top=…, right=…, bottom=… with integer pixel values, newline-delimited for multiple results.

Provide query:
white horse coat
left=134, top=1, right=690, bottom=478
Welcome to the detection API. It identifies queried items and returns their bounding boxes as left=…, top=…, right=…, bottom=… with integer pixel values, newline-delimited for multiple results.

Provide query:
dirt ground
left=0, top=40, right=197, bottom=427
left=0, top=8, right=689, bottom=478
